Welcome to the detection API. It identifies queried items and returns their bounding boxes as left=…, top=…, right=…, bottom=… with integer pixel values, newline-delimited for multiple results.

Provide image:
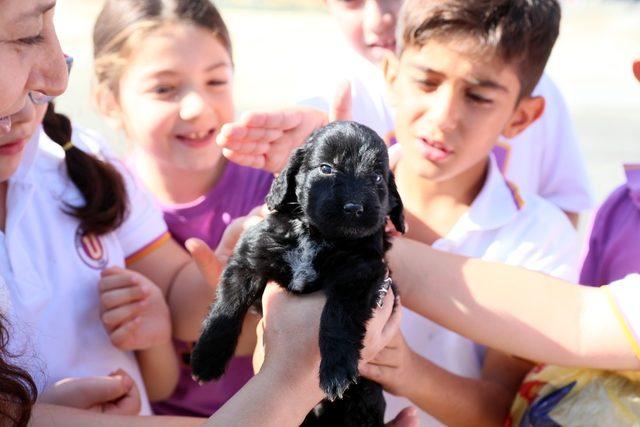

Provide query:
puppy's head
left=266, top=121, right=404, bottom=239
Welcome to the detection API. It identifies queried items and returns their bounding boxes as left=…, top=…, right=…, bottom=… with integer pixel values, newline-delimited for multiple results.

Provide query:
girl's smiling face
left=112, top=23, right=234, bottom=173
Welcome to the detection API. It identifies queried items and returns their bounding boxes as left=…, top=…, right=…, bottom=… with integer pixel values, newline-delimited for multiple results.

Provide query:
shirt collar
left=461, top=154, right=524, bottom=233
left=624, top=164, right=640, bottom=208
left=389, top=144, right=523, bottom=234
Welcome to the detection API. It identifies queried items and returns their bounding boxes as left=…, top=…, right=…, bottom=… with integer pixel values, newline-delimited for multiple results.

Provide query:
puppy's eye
left=320, top=164, right=334, bottom=175
left=373, top=173, right=383, bottom=183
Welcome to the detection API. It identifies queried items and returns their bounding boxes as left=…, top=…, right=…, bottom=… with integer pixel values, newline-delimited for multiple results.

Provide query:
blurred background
left=54, top=0, right=640, bottom=232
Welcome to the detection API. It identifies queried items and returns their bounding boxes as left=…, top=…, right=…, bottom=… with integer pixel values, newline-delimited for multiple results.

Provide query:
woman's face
left=0, top=0, right=67, bottom=133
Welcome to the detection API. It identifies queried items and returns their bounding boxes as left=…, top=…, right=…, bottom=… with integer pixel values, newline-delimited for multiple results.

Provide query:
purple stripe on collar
left=624, top=164, right=640, bottom=208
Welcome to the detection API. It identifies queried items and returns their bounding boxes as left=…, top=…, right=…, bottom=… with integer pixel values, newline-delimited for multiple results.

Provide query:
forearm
left=169, top=261, right=218, bottom=341
left=29, top=404, right=203, bottom=427
left=136, top=341, right=180, bottom=401
left=389, top=237, right=637, bottom=369
left=404, top=353, right=512, bottom=427
left=205, top=365, right=323, bottom=427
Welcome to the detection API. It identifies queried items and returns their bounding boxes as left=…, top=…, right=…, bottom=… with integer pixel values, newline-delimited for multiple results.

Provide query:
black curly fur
left=191, top=121, right=405, bottom=426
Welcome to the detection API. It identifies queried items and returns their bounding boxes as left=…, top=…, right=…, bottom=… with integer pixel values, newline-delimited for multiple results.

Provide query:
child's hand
left=39, top=369, right=141, bottom=415
left=99, top=267, right=171, bottom=351
left=215, top=205, right=268, bottom=264
left=217, top=107, right=328, bottom=173
left=217, top=82, right=352, bottom=174
left=359, top=330, right=418, bottom=398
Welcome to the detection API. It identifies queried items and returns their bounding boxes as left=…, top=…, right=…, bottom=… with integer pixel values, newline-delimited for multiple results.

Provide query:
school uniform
left=580, top=164, right=640, bottom=286
left=0, top=126, right=169, bottom=414
left=384, top=146, right=579, bottom=426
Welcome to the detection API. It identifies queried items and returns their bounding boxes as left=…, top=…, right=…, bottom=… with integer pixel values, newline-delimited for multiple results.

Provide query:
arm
left=98, top=267, right=179, bottom=400
left=362, top=333, right=530, bottom=426
left=127, top=239, right=220, bottom=342
left=388, top=237, right=639, bottom=370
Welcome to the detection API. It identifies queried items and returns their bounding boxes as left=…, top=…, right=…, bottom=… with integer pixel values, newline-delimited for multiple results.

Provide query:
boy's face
left=325, top=0, right=403, bottom=64
left=385, top=38, right=544, bottom=183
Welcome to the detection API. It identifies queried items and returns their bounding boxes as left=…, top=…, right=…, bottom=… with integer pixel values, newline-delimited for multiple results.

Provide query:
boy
left=219, top=0, right=579, bottom=425
left=297, top=0, right=594, bottom=226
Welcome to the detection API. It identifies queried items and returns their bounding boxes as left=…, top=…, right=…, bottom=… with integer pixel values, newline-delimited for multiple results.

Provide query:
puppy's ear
left=387, top=171, right=405, bottom=233
left=265, top=146, right=306, bottom=212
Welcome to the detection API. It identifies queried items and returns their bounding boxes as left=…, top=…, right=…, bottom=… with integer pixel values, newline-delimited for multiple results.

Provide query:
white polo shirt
left=0, top=126, right=169, bottom=415
left=384, top=147, right=579, bottom=426
left=299, top=52, right=594, bottom=213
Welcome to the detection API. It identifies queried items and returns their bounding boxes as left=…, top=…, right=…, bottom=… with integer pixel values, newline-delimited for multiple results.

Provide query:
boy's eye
left=207, top=79, right=228, bottom=87
left=467, top=93, right=493, bottom=105
left=320, top=164, right=334, bottom=175
left=414, top=79, right=438, bottom=91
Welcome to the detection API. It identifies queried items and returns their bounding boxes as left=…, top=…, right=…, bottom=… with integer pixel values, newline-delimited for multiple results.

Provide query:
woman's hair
left=0, top=315, right=36, bottom=427
left=42, top=103, right=127, bottom=236
left=93, top=0, right=232, bottom=97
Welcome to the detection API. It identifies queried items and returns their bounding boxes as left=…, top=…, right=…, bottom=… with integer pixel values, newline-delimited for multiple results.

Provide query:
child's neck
left=395, top=157, right=488, bottom=245
left=133, top=151, right=227, bottom=205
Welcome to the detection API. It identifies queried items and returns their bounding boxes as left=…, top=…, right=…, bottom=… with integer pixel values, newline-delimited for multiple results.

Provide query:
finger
left=101, top=302, right=145, bottom=331
left=380, top=296, right=403, bottom=343
left=100, top=286, right=149, bottom=311
left=52, top=376, right=129, bottom=409
left=221, top=150, right=266, bottom=169
left=386, top=407, right=419, bottom=427
left=218, top=126, right=282, bottom=148
left=329, top=80, right=352, bottom=122
left=100, top=266, right=127, bottom=277
left=185, top=238, right=221, bottom=288
left=241, top=109, right=303, bottom=131
left=109, top=317, right=142, bottom=350
left=98, top=272, right=141, bottom=293
left=358, top=362, right=390, bottom=383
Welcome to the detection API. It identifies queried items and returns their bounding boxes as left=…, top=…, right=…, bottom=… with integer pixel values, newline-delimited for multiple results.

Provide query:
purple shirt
left=580, top=164, right=640, bottom=287
left=151, top=161, right=273, bottom=417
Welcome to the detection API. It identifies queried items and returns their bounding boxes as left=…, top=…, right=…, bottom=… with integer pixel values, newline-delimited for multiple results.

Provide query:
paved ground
left=54, top=0, right=640, bottom=232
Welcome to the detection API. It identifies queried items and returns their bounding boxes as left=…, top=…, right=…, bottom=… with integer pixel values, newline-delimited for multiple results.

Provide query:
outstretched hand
left=217, top=82, right=352, bottom=174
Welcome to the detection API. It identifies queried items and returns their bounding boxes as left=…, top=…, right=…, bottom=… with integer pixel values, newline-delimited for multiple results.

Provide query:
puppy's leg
left=191, top=267, right=267, bottom=382
left=318, top=273, right=381, bottom=401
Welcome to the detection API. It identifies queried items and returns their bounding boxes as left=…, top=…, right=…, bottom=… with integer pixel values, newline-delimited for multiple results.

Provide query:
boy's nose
left=429, top=88, right=459, bottom=133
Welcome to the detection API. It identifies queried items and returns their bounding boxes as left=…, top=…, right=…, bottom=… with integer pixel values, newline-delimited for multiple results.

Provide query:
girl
left=92, top=0, right=274, bottom=417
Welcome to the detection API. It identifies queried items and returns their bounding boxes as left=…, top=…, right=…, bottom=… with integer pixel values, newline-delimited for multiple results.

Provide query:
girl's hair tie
left=62, top=141, right=74, bottom=152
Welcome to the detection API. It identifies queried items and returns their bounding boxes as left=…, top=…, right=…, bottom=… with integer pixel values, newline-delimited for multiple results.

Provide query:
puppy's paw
left=189, top=344, right=231, bottom=382
left=319, top=359, right=358, bottom=401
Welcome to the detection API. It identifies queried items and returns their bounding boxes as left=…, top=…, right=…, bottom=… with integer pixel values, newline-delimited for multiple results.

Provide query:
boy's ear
left=501, top=96, right=545, bottom=139
left=633, top=59, right=640, bottom=83
left=93, top=85, right=124, bottom=129
left=382, top=53, right=401, bottom=106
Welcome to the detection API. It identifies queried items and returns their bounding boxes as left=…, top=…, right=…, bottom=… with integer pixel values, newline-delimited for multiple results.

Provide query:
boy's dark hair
left=397, top=0, right=561, bottom=98
left=43, top=103, right=128, bottom=236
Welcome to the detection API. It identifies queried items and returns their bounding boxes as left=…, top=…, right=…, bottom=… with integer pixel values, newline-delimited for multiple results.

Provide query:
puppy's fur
left=191, top=121, right=404, bottom=426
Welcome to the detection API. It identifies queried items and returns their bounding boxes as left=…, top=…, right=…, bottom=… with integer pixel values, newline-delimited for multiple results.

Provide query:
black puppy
left=191, top=121, right=404, bottom=426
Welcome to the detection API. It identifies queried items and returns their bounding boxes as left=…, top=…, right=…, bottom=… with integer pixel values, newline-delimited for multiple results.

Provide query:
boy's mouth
left=175, top=128, right=216, bottom=147
left=0, top=116, right=11, bottom=134
left=418, top=137, right=453, bottom=162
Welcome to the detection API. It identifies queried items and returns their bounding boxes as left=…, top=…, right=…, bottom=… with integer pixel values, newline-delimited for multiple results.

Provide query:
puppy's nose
left=343, top=202, right=364, bottom=216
